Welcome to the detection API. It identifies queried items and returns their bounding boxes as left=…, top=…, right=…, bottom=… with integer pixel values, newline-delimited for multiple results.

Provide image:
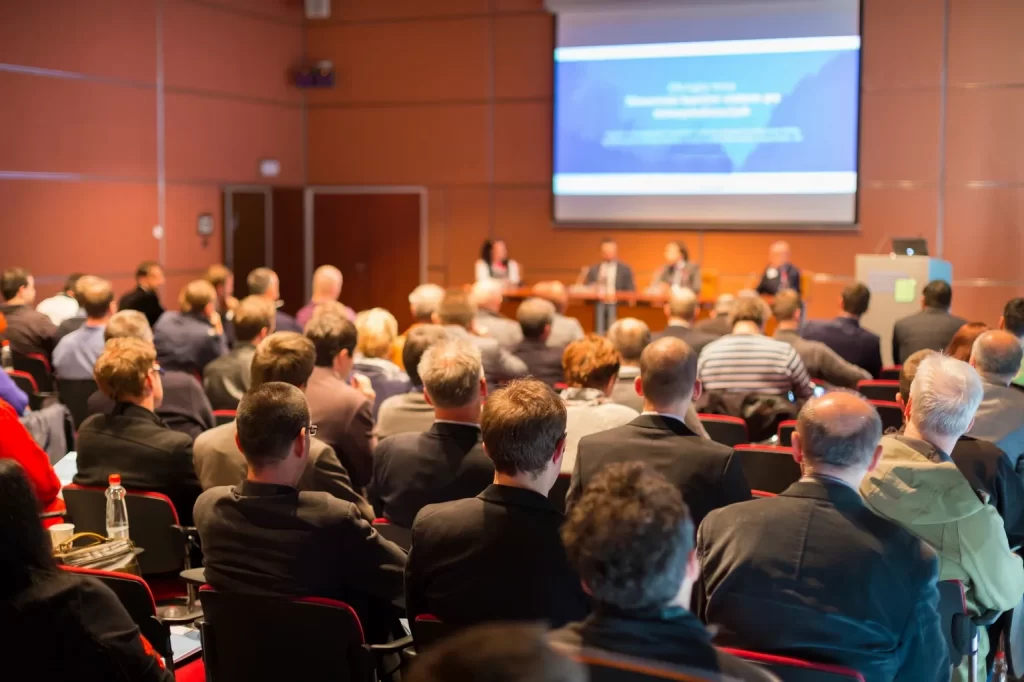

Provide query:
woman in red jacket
left=0, top=401, right=64, bottom=520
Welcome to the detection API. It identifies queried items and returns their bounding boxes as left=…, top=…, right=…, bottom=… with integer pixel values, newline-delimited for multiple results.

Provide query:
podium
left=855, top=255, right=953, bottom=367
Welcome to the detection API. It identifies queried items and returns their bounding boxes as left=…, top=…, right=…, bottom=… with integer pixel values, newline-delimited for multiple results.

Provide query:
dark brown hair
left=481, top=379, right=566, bottom=476
left=250, top=332, right=316, bottom=389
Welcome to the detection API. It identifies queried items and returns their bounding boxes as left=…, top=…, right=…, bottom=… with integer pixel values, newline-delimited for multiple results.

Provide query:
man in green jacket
left=861, top=353, right=1024, bottom=682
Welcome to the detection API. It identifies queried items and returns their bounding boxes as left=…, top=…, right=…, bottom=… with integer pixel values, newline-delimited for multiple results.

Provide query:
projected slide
left=553, top=34, right=861, bottom=224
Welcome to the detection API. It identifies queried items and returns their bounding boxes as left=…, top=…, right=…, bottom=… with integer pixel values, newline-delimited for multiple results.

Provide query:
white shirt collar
left=434, top=419, right=481, bottom=429
left=640, top=411, right=685, bottom=424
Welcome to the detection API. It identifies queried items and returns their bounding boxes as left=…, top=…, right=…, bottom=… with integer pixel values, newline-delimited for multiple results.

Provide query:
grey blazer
left=970, top=379, right=1024, bottom=464
left=443, top=325, right=527, bottom=387
left=475, top=310, right=523, bottom=349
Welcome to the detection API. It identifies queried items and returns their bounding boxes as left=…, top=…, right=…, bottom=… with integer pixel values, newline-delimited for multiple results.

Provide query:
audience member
left=411, top=624, right=585, bottom=682
left=247, top=267, right=301, bottom=333
left=999, top=297, right=1024, bottom=387
left=0, top=460, right=173, bottom=682
left=203, top=295, right=275, bottom=411
left=698, top=392, right=947, bottom=682
left=295, top=265, right=354, bottom=329
left=801, top=282, right=883, bottom=378
left=52, top=276, right=114, bottom=380
left=553, top=463, right=773, bottom=682
left=0, top=367, right=28, bottom=415
left=470, top=280, right=522, bottom=348
left=860, top=354, right=1024, bottom=681
left=559, top=335, right=638, bottom=472
left=152, top=280, right=226, bottom=375
left=655, top=287, right=717, bottom=354
left=377, top=325, right=447, bottom=440
left=371, top=340, right=493, bottom=527
left=406, top=379, right=588, bottom=628
left=892, top=280, right=966, bottom=364
left=512, top=297, right=564, bottom=387
left=205, top=263, right=237, bottom=318
left=606, top=318, right=651, bottom=411
left=0, top=267, right=57, bottom=358
left=353, top=307, right=412, bottom=416
left=303, top=315, right=376, bottom=488
left=969, top=330, right=1024, bottom=464
left=946, top=321, right=989, bottom=361
left=698, top=296, right=813, bottom=400
left=0, top=403, right=62, bottom=517
left=74, top=338, right=202, bottom=523
left=694, top=293, right=734, bottom=338
left=118, top=261, right=165, bottom=328
left=193, top=331, right=371, bottom=517
left=35, top=273, right=83, bottom=326
left=395, top=283, right=446, bottom=371
left=435, top=289, right=526, bottom=387
left=194, top=382, right=405, bottom=641
left=772, top=289, right=870, bottom=387
left=531, top=281, right=585, bottom=348
left=567, top=337, right=749, bottom=525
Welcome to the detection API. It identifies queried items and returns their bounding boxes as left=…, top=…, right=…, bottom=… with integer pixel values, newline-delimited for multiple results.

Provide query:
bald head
left=666, top=288, right=699, bottom=322
left=470, top=279, right=503, bottom=312
left=607, top=318, right=651, bottom=364
left=769, top=241, right=791, bottom=268
left=312, top=265, right=343, bottom=300
left=532, top=281, right=569, bottom=313
left=796, top=392, right=882, bottom=471
left=971, top=330, right=1024, bottom=384
left=639, top=337, right=698, bottom=408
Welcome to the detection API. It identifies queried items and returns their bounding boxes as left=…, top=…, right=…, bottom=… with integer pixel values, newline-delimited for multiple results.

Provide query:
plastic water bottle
left=105, top=474, right=130, bottom=540
left=992, top=650, right=1008, bottom=682
left=0, top=341, right=12, bottom=370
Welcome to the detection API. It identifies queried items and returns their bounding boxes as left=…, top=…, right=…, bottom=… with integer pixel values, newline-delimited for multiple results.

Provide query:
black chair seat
left=733, top=446, right=801, bottom=495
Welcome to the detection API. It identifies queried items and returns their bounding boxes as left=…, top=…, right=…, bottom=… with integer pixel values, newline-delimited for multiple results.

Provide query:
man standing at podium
left=582, top=238, right=636, bottom=334
left=755, top=241, right=802, bottom=296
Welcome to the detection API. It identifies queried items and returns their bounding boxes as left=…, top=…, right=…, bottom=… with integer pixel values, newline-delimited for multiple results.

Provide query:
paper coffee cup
left=49, top=523, right=75, bottom=550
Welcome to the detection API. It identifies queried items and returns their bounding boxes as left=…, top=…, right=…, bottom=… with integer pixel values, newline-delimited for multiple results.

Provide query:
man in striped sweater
left=697, top=295, right=813, bottom=401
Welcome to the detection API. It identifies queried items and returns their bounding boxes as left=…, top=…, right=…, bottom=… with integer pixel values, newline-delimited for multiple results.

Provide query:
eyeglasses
left=149, top=364, right=165, bottom=376
left=307, top=423, right=318, bottom=437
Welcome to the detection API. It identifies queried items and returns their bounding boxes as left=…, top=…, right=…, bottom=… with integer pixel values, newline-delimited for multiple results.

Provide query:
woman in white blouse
left=474, top=239, right=521, bottom=288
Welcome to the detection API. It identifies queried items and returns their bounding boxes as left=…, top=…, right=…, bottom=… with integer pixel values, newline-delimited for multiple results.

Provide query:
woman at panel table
left=649, top=241, right=701, bottom=294
left=474, top=239, right=521, bottom=288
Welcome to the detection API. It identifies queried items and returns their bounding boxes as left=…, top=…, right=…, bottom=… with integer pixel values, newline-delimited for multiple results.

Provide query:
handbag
left=54, top=532, right=141, bottom=575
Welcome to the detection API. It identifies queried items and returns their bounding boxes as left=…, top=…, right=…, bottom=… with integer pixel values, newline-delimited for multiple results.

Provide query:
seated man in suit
left=511, top=298, right=565, bottom=388
left=295, top=265, right=355, bottom=330
left=406, top=378, right=588, bottom=628
left=655, top=288, right=717, bottom=355
left=567, top=337, right=750, bottom=527
left=394, top=283, right=445, bottom=371
left=435, top=289, right=526, bottom=388
left=698, top=391, right=948, bottom=682
left=755, top=241, right=801, bottom=296
left=999, top=297, right=1024, bottom=388
left=203, top=296, right=275, bottom=411
left=246, top=267, right=301, bottom=333
left=52, top=276, right=114, bottom=381
left=303, top=314, right=376, bottom=489
left=694, top=293, right=734, bottom=338
left=74, top=337, right=202, bottom=523
left=152, top=280, right=227, bottom=375
left=772, top=290, right=870, bottom=388
left=371, top=339, right=494, bottom=527
left=87, top=310, right=214, bottom=441
left=377, top=325, right=448, bottom=440
left=193, top=331, right=371, bottom=518
left=531, top=281, right=585, bottom=349
left=969, top=330, right=1024, bottom=465
left=861, top=354, right=1024, bottom=681
left=892, top=279, right=966, bottom=365
left=552, top=463, right=773, bottom=682
left=353, top=307, right=412, bottom=417
left=194, top=381, right=406, bottom=642
left=471, top=279, right=522, bottom=349
left=0, top=267, right=57, bottom=358
left=801, top=282, right=883, bottom=378
left=606, top=318, right=650, bottom=412
left=118, top=261, right=165, bottom=328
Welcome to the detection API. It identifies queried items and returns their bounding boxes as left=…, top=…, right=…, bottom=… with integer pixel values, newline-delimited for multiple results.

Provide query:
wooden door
left=224, top=189, right=268, bottom=299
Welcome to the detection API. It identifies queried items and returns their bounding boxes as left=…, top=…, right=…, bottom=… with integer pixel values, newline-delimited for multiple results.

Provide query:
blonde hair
left=94, top=337, right=156, bottom=402
left=179, top=280, right=217, bottom=313
left=311, top=300, right=348, bottom=321
left=355, top=307, right=399, bottom=359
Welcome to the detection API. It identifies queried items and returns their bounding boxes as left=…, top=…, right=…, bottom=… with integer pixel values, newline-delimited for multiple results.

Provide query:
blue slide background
left=554, top=49, right=859, bottom=176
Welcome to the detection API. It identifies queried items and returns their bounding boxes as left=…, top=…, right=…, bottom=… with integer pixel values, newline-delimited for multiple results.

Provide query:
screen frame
left=549, top=2, right=865, bottom=231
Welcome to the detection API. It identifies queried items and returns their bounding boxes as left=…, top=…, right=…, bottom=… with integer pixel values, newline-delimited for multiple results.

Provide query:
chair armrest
left=367, top=635, right=414, bottom=656
left=974, top=609, right=1002, bottom=628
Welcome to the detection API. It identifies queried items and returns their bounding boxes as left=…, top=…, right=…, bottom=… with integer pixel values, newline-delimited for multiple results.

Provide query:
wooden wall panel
left=861, top=0, right=943, bottom=89
left=860, top=91, right=941, bottom=182
left=948, top=0, right=1024, bottom=85
left=164, top=185, right=223, bottom=272
left=191, top=0, right=304, bottom=22
left=493, top=14, right=554, bottom=99
left=944, top=187, right=1024, bottom=281
left=318, top=0, right=489, bottom=22
left=946, top=89, right=1024, bottom=182
left=493, top=102, right=550, bottom=184
left=496, top=0, right=546, bottom=11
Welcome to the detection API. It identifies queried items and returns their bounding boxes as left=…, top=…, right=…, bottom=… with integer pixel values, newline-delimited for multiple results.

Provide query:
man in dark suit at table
left=892, top=279, right=966, bottom=365
left=118, top=261, right=166, bottom=329
left=566, top=336, right=750, bottom=527
left=582, top=238, right=636, bottom=334
left=696, top=391, right=948, bottom=682
left=797, top=283, right=882, bottom=379
left=755, top=241, right=801, bottom=296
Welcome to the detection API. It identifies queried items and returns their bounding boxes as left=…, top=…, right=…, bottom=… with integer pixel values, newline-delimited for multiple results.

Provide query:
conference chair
left=879, top=366, right=902, bottom=381
left=8, top=368, right=46, bottom=408
left=856, top=380, right=900, bottom=403
left=869, top=400, right=904, bottom=433
left=698, top=414, right=749, bottom=447
left=720, top=649, right=864, bottom=682
left=937, top=580, right=1002, bottom=682
left=777, top=420, right=797, bottom=447
left=372, top=518, right=412, bottom=552
left=57, top=377, right=98, bottom=429
left=198, top=587, right=412, bottom=682
left=549, top=471, right=571, bottom=515
left=212, top=409, right=236, bottom=426
left=733, top=445, right=801, bottom=495
left=411, top=614, right=456, bottom=652
left=556, top=644, right=726, bottom=682
left=13, top=349, right=53, bottom=392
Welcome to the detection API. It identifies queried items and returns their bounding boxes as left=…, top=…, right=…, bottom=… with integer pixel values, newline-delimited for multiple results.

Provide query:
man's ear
left=866, top=444, right=883, bottom=473
left=234, top=431, right=244, bottom=453
left=691, top=379, right=702, bottom=401
left=634, top=375, right=643, bottom=397
left=294, top=427, right=308, bottom=460
left=479, top=376, right=488, bottom=400
left=552, top=436, right=566, bottom=465
left=423, top=388, right=434, bottom=407
left=791, top=431, right=804, bottom=466
left=999, top=315, right=1007, bottom=331
left=431, top=312, right=440, bottom=324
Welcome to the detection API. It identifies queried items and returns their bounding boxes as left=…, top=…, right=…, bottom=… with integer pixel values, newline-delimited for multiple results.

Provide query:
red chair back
left=879, top=366, right=902, bottom=381
left=698, top=414, right=750, bottom=447
left=869, top=400, right=904, bottom=433
left=212, top=410, right=236, bottom=426
left=856, top=380, right=899, bottom=403
left=8, top=368, right=38, bottom=394
left=733, top=445, right=801, bottom=495
left=720, top=648, right=865, bottom=681
left=777, top=419, right=798, bottom=447
left=13, top=350, right=53, bottom=392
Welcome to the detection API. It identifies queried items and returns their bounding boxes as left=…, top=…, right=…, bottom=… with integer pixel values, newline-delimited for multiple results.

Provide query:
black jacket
left=696, top=479, right=948, bottom=682
left=567, top=414, right=751, bottom=528
left=0, top=303, right=57, bottom=358
left=892, top=307, right=967, bottom=365
left=512, top=338, right=566, bottom=387
left=370, top=422, right=494, bottom=528
left=654, top=324, right=718, bottom=356
left=4, top=572, right=172, bottom=682
left=118, top=286, right=164, bottom=329
left=74, top=403, right=202, bottom=524
left=584, top=261, right=636, bottom=292
left=755, top=262, right=801, bottom=296
left=549, top=608, right=776, bottom=682
left=152, top=312, right=226, bottom=375
left=802, top=316, right=884, bottom=378
left=406, top=484, right=588, bottom=628
left=951, top=435, right=1024, bottom=548
left=87, top=370, right=215, bottom=441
